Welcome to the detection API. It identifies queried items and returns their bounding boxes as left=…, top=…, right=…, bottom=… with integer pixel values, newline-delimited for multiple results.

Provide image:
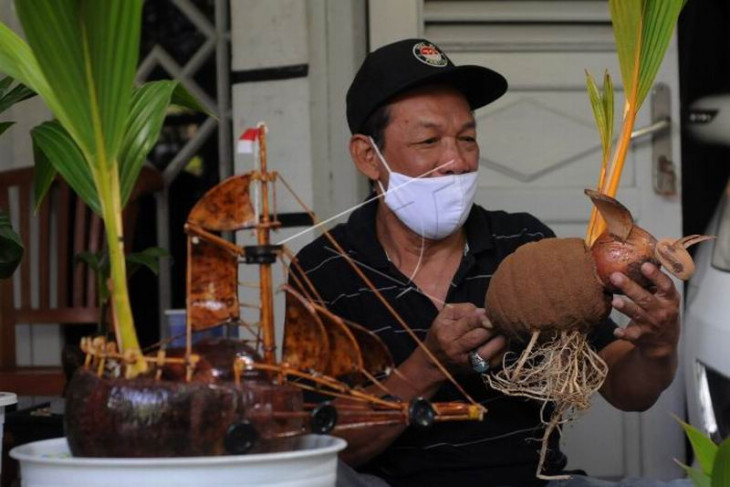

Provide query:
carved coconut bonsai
left=480, top=0, right=705, bottom=479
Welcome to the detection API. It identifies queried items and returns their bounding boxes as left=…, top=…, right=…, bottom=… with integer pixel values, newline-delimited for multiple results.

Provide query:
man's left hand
left=608, top=262, right=680, bottom=359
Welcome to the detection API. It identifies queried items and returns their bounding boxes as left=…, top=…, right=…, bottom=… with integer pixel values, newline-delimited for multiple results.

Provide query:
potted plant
left=0, top=0, right=200, bottom=374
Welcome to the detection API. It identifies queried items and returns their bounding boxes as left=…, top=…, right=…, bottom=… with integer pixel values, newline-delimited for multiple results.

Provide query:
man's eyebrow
left=414, top=120, right=477, bottom=130
left=461, top=120, right=477, bottom=131
left=415, top=121, right=441, bottom=129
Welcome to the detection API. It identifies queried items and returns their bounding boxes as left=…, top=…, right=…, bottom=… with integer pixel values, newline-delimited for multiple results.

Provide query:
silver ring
left=469, top=350, right=490, bottom=374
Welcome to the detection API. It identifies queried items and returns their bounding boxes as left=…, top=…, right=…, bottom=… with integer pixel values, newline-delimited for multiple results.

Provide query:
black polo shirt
left=290, top=197, right=617, bottom=487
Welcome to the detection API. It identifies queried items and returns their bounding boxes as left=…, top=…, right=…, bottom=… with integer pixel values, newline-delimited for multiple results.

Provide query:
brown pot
left=65, top=341, right=305, bottom=457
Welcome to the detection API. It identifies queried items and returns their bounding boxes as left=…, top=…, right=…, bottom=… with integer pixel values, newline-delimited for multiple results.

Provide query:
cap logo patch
left=413, top=42, right=448, bottom=68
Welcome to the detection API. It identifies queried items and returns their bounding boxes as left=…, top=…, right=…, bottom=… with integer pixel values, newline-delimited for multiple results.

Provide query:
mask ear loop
left=369, top=138, right=426, bottom=284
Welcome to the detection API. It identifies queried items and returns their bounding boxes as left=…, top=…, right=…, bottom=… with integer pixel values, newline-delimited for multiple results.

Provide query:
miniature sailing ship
left=64, top=124, right=484, bottom=457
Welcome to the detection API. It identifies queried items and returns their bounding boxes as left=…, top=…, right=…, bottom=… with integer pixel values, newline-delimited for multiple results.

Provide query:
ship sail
left=187, top=173, right=256, bottom=231
left=187, top=237, right=239, bottom=330
left=282, top=286, right=394, bottom=384
left=281, top=286, right=330, bottom=370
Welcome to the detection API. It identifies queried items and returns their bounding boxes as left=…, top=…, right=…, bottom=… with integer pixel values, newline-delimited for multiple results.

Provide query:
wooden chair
left=0, top=166, right=163, bottom=396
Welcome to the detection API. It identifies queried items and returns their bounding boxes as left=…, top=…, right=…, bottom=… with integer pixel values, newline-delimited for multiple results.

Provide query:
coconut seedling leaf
left=80, top=0, right=141, bottom=167
left=587, top=0, right=688, bottom=244
left=119, top=81, right=177, bottom=205
left=0, top=76, right=34, bottom=116
left=14, top=0, right=98, bottom=158
left=636, top=1, right=686, bottom=108
left=586, top=71, right=609, bottom=157
left=585, top=70, right=615, bottom=239
left=609, top=0, right=642, bottom=106
left=0, top=19, right=69, bottom=139
left=31, top=121, right=100, bottom=214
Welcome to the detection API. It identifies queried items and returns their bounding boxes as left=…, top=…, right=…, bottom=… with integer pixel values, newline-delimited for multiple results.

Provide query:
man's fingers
left=640, top=262, right=677, bottom=299
left=614, top=322, right=656, bottom=342
left=448, top=308, right=491, bottom=335
left=460, top=327, right=493, bottom=351
left=612, top=296, right=654, bottom=326
left=609, top=273, right=655, bottom=309
left=475, top=335, right=507, bottom=368
left=442, top=302, right=478, bottom=320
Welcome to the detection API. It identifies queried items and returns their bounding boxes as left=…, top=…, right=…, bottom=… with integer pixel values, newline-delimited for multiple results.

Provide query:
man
left=290, top=38, right=689, bottom=487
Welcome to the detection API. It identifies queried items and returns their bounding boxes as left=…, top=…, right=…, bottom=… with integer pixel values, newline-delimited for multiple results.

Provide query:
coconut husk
left=486, top=238, right=611, bottom=340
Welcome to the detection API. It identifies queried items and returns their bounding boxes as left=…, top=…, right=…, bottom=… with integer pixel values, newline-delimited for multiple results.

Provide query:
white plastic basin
left=10, top=435, right=346, bottom=487
left=0, top=392, right=18, bottom=477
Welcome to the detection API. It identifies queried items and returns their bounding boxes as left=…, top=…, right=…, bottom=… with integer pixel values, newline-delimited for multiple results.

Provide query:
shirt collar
left=345, top=194, right=494, bottom=268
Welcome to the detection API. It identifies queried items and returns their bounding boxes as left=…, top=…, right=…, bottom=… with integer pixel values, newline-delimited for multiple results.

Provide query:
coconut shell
left=590, top=226, right=659, bottom=293
left=486, top=238, right=612, bottom=339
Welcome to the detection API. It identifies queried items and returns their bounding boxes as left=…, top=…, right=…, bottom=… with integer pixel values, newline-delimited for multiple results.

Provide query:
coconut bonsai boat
left=64, top=124, right=484, bottom=457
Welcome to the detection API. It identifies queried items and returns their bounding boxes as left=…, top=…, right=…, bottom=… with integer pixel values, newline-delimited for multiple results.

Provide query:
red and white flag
left=237, top=128, right=260, bottom=154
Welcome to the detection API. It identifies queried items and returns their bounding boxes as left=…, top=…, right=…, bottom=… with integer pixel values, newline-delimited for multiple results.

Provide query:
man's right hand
left=423, top=303, right=506, bottom=373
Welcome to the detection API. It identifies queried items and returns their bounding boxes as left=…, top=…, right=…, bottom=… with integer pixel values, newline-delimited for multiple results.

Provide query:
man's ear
left=350, top=134, right=382, bottom=181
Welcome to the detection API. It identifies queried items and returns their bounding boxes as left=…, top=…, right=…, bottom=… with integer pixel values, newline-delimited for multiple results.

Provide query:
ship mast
left=256, top=125, right=276, bottom=365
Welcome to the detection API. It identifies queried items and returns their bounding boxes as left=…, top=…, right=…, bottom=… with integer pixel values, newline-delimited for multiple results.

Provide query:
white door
left=369, top=0, right=685, bottom=480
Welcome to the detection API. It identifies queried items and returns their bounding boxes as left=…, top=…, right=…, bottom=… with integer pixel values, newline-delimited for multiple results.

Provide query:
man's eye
left=419, top=137, right=438, bottom=145
left=460, top=136, right=477, bottom=143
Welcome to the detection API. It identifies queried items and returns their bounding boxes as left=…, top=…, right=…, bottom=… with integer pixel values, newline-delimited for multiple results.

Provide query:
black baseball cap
left=346, top=38, right=508, bottom=134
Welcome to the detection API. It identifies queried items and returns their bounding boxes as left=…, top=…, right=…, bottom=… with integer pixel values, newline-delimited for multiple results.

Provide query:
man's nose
left=439, top=139, right=471, bottom=174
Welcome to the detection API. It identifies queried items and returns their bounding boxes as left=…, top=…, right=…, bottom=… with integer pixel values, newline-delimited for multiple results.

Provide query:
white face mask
left=370, top=138, right=478, bottom=240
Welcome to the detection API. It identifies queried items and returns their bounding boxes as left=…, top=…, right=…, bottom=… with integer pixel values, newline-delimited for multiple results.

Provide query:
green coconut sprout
left=0, top=0, right=204, bottom=376
left=586, top=0, right=689, bottom=244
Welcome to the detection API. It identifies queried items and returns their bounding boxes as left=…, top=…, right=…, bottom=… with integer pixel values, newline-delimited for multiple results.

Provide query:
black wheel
left=409, top=398, right=435, bottom=429
left=310, top=402, right=338, bottom=434
left=224, top=420, right=258, bottom=454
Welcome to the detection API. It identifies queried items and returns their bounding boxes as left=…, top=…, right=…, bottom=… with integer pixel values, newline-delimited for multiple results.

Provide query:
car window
left=712, top=192, right=730, bottom=272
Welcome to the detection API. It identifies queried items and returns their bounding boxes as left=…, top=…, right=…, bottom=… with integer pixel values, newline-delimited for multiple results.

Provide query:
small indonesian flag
left=237, top=128, right=260, bottom=154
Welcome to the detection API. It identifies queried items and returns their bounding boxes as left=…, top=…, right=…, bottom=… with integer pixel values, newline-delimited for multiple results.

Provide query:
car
left=683, top=94, right=730, bottom=443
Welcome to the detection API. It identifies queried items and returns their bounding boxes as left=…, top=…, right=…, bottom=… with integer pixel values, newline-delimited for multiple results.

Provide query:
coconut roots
left=485, top=329, right=608, bottom=480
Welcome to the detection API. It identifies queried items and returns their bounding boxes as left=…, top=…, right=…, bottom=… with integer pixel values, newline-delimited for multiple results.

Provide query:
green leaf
left=74, top=251, right=104, bottom=273
left=31, top=121, right=100, bottom=214
left=0, top=210, right=24, bottom=279
left=126, top=247, right=170, bottom=278
left=14, top=0, right=143, bottom=166
left=609, top=0, right=642, bottom=101
left=0, top=121, right=14, bottom=137
left=0, top=76, right=11, bottom=95
left=81, top=0, right=142, bottom=166
left=603, top=70, right=614, bottom=146
left=0, top=77, right=35, bottom=115
left=75, top=250, right=109, bottom=301
left=171, top=83, right=215, bottom=118
left=712, top=438, right=730, bottom=487
left=636, top=0, right=685, bottom=107
left=0, top=21, right=62, bottom=124
left=678, top=417, right=718, bottom=475
left=609, top=0, right=686, bottom=110
left=586, top=70, right=609, bottom=155
left=32, top=133, right=57, bottom=210
left=679, top=463, right=712, bottom=487
left=14, top=0, right=95, bottom=156
left=119, top=81, right=177, bottom=205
